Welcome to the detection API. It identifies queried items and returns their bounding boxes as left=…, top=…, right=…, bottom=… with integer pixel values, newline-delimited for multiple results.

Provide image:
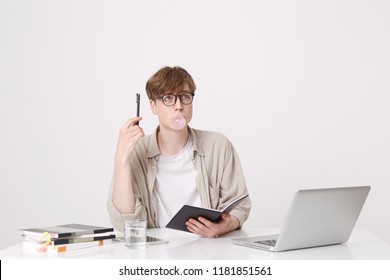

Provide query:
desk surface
left=1, top=228, right=389, bottom=260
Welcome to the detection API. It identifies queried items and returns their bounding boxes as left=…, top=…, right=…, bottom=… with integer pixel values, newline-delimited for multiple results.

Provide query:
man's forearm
left=112, top=160, right=136, bottom=214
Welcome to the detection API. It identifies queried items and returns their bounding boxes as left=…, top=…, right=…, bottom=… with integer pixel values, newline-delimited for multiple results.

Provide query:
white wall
left=1, top=0, right=389, bottom=250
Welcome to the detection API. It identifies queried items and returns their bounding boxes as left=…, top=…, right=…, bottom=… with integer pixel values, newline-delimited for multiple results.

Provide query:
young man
left=107, top=66, right=251, bottom=238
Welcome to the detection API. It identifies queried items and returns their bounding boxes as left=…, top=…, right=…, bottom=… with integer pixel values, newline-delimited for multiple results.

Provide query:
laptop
left=232, top=186, right=370, bottom=252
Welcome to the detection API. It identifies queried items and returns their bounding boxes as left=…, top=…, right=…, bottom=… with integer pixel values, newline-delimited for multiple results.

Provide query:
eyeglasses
left=156, top=92, right=195, bottom=107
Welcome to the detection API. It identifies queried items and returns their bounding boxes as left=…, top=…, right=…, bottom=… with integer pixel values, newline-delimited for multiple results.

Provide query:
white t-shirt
left=155, top=136, right=201, bottom=227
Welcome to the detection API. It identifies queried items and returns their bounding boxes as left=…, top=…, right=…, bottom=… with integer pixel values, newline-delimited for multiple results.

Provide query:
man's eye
left=163, top=95, right=174, bottom=102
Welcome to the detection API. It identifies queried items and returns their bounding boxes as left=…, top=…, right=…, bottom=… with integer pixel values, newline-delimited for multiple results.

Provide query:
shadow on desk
left=161, top=234, right=354, bottom=260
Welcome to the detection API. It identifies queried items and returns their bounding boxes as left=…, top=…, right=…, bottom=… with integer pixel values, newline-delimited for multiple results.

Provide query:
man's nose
left=173, top=97, right=183, bottom=109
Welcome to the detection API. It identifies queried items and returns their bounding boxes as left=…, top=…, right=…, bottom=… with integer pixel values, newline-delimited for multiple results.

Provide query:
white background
left=1, top=0, right=389, bottom=250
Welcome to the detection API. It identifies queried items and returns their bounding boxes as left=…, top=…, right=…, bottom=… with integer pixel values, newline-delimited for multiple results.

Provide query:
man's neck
left=157, top=126, right=189, bottom=157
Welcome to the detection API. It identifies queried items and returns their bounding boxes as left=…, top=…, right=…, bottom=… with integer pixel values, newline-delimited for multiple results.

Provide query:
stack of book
left=20, top=223, right=116, bottom=254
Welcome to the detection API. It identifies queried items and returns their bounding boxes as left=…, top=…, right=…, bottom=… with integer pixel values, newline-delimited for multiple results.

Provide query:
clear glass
left=124, top=219, right=146, bottom=248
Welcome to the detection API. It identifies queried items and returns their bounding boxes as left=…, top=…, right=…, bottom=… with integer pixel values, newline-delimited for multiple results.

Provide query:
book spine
left=49, top=240, right=108, bottom=253
left=23, top=239, right=113, bottom=253
left=51, top=234, right=116, bottom=245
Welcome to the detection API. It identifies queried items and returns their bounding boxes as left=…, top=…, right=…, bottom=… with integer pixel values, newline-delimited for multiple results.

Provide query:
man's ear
left=150, top=100, right=157, bottom=115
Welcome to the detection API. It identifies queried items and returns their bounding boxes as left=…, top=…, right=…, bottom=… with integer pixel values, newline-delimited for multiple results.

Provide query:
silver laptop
left=233, top=186, right=370, bottom=252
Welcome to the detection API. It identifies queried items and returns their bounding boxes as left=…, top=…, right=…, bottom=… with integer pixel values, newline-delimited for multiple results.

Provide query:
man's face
left=150, top=85, right=193, bottom=131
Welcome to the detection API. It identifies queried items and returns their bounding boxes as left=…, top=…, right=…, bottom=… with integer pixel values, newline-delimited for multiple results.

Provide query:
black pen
left=135, top=93, right=140, bottom=125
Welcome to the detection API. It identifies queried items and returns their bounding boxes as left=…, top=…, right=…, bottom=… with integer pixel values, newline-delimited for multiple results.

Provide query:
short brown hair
left=145, top=66, right=196, bottom=101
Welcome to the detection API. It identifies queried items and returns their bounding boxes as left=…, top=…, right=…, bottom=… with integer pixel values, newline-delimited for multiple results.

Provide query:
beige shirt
left=107, top=127, right=251, bottom=232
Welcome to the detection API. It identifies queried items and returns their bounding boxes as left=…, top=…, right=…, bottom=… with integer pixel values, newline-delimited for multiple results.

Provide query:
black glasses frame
left=156, top=93, right=195, bottom=107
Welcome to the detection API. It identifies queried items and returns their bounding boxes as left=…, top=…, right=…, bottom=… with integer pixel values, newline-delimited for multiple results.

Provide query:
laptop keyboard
left=254, top=239, right=277, bottom=246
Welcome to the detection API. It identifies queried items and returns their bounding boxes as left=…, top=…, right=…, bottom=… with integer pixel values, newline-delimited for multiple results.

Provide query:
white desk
left=1, top=228, right=389, bottom=260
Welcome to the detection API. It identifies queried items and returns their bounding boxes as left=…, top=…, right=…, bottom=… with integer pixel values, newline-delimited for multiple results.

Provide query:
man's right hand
left=115, top=117, right=144, bottom=164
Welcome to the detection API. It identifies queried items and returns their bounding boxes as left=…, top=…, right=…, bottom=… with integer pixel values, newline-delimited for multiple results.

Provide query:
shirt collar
left=146, top=126, right=205, bottom=159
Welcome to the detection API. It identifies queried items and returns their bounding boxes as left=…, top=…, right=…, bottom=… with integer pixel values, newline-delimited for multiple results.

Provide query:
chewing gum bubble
left=173, top=116, right=186, bottom=129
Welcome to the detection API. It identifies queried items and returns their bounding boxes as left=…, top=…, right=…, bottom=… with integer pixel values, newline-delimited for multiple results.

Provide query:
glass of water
left=124, top=219, right=147, bottom=248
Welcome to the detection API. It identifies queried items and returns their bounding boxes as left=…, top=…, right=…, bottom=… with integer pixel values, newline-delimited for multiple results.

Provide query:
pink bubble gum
left=173, top=116, right=186, bottom=129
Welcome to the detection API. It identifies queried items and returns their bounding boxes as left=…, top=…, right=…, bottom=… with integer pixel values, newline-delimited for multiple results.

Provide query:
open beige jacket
left=107, top=127, right=251, bottom=231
